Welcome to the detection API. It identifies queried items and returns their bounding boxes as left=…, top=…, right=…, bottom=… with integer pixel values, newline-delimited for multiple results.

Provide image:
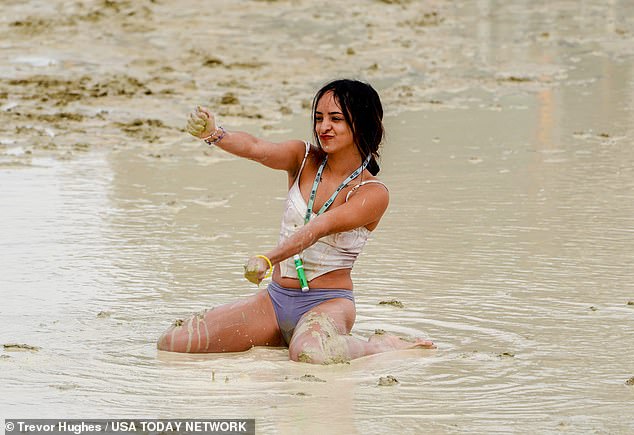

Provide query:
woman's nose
left=319, top=119, right=332, bottom=132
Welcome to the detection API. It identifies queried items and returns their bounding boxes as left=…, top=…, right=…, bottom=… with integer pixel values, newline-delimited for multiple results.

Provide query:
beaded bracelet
left=202, top=126, right=226, bottom=145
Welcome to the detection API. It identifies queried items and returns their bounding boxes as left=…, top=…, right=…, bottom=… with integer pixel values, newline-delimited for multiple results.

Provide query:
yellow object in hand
left=243, top=255, right=273, bottom=285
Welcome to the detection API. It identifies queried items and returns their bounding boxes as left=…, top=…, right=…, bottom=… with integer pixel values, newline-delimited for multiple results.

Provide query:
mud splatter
left=498, top=352, right=515, bottom=358
left=297, top=352, right=312, bottom=363
left=292, top=312, right=351, bottom=365
left=49, top=383, right=79, bottom=391
left=378, top=375, right=399, bottom=386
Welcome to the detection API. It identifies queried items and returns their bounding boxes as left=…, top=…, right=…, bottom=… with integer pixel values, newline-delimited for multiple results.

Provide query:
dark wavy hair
left=312, top=79, right=384, bottom=175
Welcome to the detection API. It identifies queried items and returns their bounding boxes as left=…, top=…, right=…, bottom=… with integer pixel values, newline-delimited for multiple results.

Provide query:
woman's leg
left=157, top=289, right=284, bottom=353
left=288, top=298, right=435, bottom=364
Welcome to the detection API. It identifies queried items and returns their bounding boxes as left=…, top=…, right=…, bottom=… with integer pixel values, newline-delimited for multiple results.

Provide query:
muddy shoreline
left=3, top=0, right=631, bottom=165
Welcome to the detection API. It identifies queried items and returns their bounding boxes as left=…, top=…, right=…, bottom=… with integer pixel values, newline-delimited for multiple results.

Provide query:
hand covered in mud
left=243, top=255, right=272, bottom=285
left=186, top=106, right=216, bottom=138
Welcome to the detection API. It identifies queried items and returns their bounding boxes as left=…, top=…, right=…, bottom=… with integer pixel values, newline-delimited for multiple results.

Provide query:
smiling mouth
left=319, top=135, right=334, bottom=141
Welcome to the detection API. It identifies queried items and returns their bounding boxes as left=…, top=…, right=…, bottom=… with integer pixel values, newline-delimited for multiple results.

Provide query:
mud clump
left=299, top=374, right=326, bottom=383
left=203, top=57, right=224, bottom=67
left=38, top=112, right=85, bottom=122
left=379, top=0, right=412, bottom=4
left=90, top=75, right=152, bottom=98
left=297, top=352, right=312, bottom=363
left=220, top=92, right=240, bottom=105
left=10, top=18, right=52, bottom=35
left=405, top=11, right=444, bottom=27
left=379, top=300, right=404, bottom=308
left=227, top=61, right=267, bottom=70
left=3, top=74, right=152, bottom=107
left=378, top=375, right=399, bottom=386
left=3, top=343, right=41, bottom=352
left=116, top=118, right=167, bottom=142
left=322, top=356, right=351, bottom=365
left=73, top=143, right=91, bottom=152
left=499, top=75, right=533, bottom=83
left=279, top=106, right=292, bottom=115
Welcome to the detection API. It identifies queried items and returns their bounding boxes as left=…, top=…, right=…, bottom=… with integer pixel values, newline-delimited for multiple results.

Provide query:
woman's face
left=314, top=91, right=354, bottom=153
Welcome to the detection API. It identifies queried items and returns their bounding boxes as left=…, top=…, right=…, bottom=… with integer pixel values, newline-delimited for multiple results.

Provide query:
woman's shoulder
left=357, top=171, right=389, bottom=191
left=346, top=174, right=389, bottom=202
left=299, top=143, right=326, bottom=170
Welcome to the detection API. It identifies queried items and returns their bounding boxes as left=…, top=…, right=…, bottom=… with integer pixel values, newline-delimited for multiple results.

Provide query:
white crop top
left=278, top=142, right=387, bottom=281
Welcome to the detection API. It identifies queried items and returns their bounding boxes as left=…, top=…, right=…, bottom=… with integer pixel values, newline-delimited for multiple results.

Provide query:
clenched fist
left=186, top=106, right=216, bottom=138
left=243, top=255, right=272, bottom=285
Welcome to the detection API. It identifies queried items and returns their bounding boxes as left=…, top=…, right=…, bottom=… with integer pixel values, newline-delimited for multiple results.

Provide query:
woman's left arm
left=244, top=184, right=389, bottom=282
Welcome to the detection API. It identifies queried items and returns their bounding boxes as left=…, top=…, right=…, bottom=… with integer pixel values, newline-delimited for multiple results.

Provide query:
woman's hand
left=243, top=255, right=272, bottom=285
left=186, top=106, right=216, bottom=139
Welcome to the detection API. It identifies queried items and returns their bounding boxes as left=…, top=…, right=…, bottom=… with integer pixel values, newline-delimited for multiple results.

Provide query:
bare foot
left=368, top=332, right=436, bottom=351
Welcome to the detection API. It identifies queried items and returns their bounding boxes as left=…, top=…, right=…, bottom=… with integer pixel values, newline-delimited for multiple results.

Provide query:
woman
left=157, top=79, right=435, bottom=363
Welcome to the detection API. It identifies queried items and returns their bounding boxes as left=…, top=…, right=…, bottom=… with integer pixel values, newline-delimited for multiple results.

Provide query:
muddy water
left=2, top=1, right=634, bottom=434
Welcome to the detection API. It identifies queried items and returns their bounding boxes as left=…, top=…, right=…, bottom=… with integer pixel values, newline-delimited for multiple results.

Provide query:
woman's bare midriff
left=272, top=266, right=353, bottom=290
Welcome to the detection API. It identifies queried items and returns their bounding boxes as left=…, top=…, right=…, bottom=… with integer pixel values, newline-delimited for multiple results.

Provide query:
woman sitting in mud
left=157, top=79, right=435, bottom=363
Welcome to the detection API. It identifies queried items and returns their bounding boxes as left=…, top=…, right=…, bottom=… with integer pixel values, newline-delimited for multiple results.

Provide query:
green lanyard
left=295, top=154, right=371, bottom=292
left=304, top=154, right=371, bottom=224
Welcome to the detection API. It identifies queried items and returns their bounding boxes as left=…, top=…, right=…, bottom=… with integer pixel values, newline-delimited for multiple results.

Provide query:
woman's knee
left=288, top=312, right=350, bottom=364
left=288, top=332, right=323, bottom=364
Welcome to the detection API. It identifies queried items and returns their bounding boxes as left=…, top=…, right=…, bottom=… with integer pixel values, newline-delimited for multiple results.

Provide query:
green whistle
left=293, top=254, right=309, bottom=292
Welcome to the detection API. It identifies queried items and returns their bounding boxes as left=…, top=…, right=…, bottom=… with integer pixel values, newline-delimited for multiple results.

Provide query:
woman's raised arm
left=186, top=105, right=306, bottom=174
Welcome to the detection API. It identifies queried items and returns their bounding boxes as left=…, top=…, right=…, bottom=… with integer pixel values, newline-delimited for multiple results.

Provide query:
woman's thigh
left=157, top=288, right=284, bottom=353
